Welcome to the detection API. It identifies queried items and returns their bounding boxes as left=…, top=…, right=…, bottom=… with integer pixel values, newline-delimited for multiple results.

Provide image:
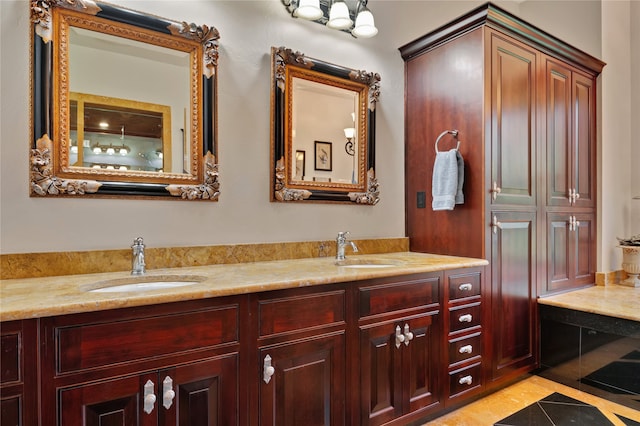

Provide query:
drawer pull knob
left=263, top=355, right=275, bottom=384
left=458, top=314, right=473, bottom=323
left=143, top=380, right=156, bottom=414
left=395, top=325, right=405, bottom=348
left=163, top=376, right=175, bottom=410
left=403, top=323, right=414, bottom=346
left=458, top=283, right=473, bottom=291
left=459, top=375, right=473, bottom=386
left=459, top=345, right=473, bottom=354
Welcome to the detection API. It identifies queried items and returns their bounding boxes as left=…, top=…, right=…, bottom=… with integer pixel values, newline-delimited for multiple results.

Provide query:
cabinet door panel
left=1, top=320, right=38, bottom=426
left=573, top=73, right=596, bottom=207
left=490, top=33, right=537, bottom=206
left=544, top=212, right=595, bottom=295
left=547, top=214, right=571, bottom=292
left=359, top=322, right=403, bottom=426
left=490, top=211, right=537, bottom=380
left=573, top=213, right=596, bottom=285
left=60, top=373, right=157, bottom=426
left=546, top=60, right=572, bottom=207
left=259, top=333, right=345, bottom=426
left=160, top=355, right=239, bottom=426
left=404, top=314, right=440, bottom=414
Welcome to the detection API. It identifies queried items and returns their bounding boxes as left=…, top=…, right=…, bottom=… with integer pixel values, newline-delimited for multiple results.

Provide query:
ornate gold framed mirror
left=30, top=0, right=220, bottom=200
left=271, top=46, right=380, bottom=204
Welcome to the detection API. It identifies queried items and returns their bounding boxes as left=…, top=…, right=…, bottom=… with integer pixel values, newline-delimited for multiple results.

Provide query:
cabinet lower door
left=546, top=212, right=595, bottom=294
left=360, top=314, right=440, bottom=426
left=490, top=211, right=537, bottom=381
left=359, top=321, right=403, bottom=426
left=60, top=373, right=157, bottom=426
left=259, top=333, right=345, bottom=426
left=159, top=354, right=239, bottom=426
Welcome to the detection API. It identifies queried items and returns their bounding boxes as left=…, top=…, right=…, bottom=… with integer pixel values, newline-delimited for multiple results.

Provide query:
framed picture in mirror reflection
left=295, top=150, right=306, bottom=180
left=314, top=141, right=332, bottom=171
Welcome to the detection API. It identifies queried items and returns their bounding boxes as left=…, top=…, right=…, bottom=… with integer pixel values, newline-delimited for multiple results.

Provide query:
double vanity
left=1, top=250, right=491, bottom=425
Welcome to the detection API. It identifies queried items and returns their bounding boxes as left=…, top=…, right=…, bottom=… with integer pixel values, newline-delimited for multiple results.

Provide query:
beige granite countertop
left=538, top=285, right=640, bottom=322
left=0, top=252, right=488, bottom=321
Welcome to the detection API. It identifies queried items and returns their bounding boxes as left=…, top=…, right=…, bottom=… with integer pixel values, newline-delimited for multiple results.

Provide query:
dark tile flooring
left=495, top=393, right=614, bottom=426
left=580, top=351, right=640, bottom=396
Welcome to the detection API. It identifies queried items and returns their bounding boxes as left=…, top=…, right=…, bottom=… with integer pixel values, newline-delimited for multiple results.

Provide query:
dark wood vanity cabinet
left=13, top=265, right=486, bottom=426
left=401, top=3, right=603, bottom=390
left=40, top=297, right=244, bottom=426
left=357, top=274, right=442, bottom=425
left=444, top=269, right=485, bottom=404
left=250, top=285, right=347, bottom=426
left=1, top=319, right=38, bottom=426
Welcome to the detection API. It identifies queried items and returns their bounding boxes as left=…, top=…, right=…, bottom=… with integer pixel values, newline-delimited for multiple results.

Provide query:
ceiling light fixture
left=282, top=0, right=378, bottom=38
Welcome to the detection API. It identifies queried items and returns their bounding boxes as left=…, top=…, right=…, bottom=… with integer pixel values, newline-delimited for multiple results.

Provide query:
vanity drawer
left=258, top=289, right=346, bottom=337
left=448, top=272, right=481, bottom=301
left=448, top=362, right=482, bottom=398
left=359, top=274, right=440, bottom=318
left=448, top=332, right=482, bottom=366
left=56, top=303, right=239, bottom=374
left=448, top=302, right=481, bottom=333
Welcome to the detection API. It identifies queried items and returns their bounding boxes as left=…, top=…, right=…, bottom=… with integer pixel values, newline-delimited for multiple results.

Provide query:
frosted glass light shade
left=294, top=0, right=323, bottom=20
left=352, top=8, right=378, bottom=38
left=327, top=1, right=352, bottom=30
left=344, top=127, right=355, bottom=138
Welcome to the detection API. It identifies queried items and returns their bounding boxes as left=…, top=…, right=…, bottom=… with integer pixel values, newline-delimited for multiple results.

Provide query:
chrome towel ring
left=435, top=130, right=461, bottom=153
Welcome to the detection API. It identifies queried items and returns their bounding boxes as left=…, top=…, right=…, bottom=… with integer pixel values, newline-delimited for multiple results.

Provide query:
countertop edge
left=1, top=252, right=488, bottom=321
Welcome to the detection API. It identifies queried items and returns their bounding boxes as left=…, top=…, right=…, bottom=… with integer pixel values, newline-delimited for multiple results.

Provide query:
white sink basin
left=85, top=275, right=206, bottom=293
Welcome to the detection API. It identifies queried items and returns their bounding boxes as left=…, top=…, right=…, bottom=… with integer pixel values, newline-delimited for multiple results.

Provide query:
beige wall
left=632, top=1, right=640, bottom=237
left=0, top=1, right=635, bottom=274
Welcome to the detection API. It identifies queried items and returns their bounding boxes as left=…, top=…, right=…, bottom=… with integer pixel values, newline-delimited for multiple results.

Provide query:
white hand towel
left=455, top=150, right=465, bottom=205
left=432, top=148, right=464, bottom=210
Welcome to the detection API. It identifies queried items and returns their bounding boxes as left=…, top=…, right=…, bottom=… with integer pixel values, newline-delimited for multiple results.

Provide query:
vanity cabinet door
left=359, top=313, right=440, bottom=426
left=0, top=319, right=38, bottom=426
left=60, top=373, right=157, bottom=426
left=159, top=355, right=239, bottom=426
left=258, top=332, right=346, bottom=426
left=41, top=297, right=243, bottom=426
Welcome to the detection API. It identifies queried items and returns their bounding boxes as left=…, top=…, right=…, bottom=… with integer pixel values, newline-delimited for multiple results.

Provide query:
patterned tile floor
left=423, top=375, right=640, bottom=425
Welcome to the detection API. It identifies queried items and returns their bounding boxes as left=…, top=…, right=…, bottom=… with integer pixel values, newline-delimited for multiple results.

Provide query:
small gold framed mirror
left=270, top=46, right=380, bottom=204
left=30, top=0, right=220, bottom=200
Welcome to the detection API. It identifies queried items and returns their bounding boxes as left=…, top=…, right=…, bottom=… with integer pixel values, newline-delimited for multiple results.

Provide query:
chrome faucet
left=336, top=231, right=358, bottom=261
left=131, top=237, right=146, bottom=275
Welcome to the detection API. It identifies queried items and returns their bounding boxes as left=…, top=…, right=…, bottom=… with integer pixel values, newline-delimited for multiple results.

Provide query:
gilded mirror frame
left=271, top=46, right=380, bottom=204
left=30, top=0, right=220, bottom=200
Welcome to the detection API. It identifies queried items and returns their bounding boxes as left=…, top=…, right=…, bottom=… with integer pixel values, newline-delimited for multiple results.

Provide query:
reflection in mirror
left=69, top=93, right=172, bottom=172
left=30, top=0, right=220, bottom=200
left=271, top=46, right=380, bottom=204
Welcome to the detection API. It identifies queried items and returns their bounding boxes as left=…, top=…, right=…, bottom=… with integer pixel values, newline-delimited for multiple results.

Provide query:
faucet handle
left=133, top=237, right=144, bottom=246
left=337, top=231, right=350, bottom=240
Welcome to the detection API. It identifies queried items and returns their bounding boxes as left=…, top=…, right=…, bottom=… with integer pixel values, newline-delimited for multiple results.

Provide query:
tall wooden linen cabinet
left=400, top=3, right=605, bottom=387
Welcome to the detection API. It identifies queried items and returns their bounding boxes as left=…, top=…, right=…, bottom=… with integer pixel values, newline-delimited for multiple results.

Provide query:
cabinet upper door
left=572, top=73, right=596, bottom=207
left=545, top=59, right=596, bottom=208
left=489, top=31, right=538, bottom=206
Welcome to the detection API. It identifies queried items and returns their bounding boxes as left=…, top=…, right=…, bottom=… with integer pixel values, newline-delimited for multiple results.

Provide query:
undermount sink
left=84, top=275, right=207, bottom=293
left=335, top=259, right=397, bottom=269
